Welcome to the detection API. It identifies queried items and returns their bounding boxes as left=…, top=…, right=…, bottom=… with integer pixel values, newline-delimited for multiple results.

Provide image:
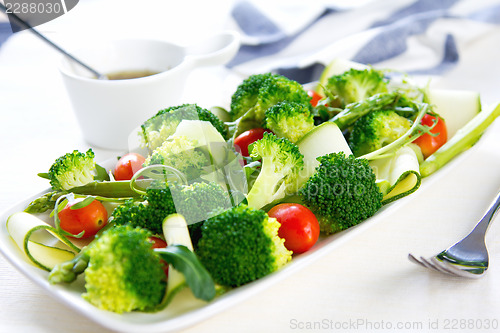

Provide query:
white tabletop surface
left=1, top=1, right=500, bottom=332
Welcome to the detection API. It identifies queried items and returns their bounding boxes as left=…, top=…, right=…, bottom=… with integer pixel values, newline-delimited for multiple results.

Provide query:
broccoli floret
left=141, top=104, right=228, bottom=150
left=48, top=149, right=97, bottom=191
left=229, top=73, right=270, bottom=121
left=349, top=110, right=412, bottom=157
left=246, top=132, right=304, bottom=209
left=111, top=181, right=231, bottom=238
left=300, top=152, right=383, bottom=234
left=83, top=225, right=166, bottom=313
left=171, top=182, right=231, bottom=224
left=49, top=225, right=166, bottom=313
left=50, top=221, right=216, bottom=312
left=325, top=68, right=388, bottom=107
left=144, top=135, right=210, bottom=180
left=263, top=101, right=315, bottom=143
left=229, top=73, right=311, bottom=122
left=168, top=182, right=231, bottom=246
left=196, top=204, right=292, bottom=287
left=110, top=190, right=174, bottom=235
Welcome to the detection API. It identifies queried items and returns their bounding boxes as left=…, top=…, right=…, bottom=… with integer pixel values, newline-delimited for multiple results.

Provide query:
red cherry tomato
left=58, top=198, right=108, bottom=239
left=149, top=236, right=169, bottom=277
left=308, top=90, right=323, bottom=107
left=268, top=203, right=320, bottom=254
left=149, top=236, right=167, bottom=248
left=234, top=128, right=272, bottom=157
left=114, top=153, right=146, bottom=180
left=413, top=114, right=448, bottom=159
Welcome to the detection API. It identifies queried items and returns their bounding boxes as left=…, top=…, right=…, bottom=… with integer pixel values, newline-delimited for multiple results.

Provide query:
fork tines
left=408, top=254, right=484, bottom=279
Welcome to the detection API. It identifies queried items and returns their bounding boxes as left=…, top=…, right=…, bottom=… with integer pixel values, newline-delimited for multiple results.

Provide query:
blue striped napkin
left=0, top=22, right=12, bottom=48
left=226, top=0, right=500, bottom=83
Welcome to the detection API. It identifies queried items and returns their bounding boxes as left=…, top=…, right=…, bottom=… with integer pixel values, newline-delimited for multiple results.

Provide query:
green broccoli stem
left=246, top=160, right=286, bottom=210
left=48, top=249, right=90, bottom=284
left=330, top=92, right=401, bottom=130
left=420, top=103, right=500, bottom=177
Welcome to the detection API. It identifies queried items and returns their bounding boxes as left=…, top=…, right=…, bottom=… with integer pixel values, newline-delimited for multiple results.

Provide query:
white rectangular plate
left=1, top=113, right=499, bottom=333
left=0, top=188, right=410, bottom=332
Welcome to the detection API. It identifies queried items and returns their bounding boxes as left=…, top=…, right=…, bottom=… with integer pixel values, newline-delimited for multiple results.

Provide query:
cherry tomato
left=234, top=128, right=272, bottom=157
left=149, top=236, right=169, bottom=277
left=308, top=90, right=323, bottom=107
left=413, top=114, right=448, bottom=159
left=268, top=203, right=320, bottom=254
left=58, top=198, right=108, bottom=239
left=114, top=153, right=146, bottom=180
left=149, top=236, right=167, bottom=249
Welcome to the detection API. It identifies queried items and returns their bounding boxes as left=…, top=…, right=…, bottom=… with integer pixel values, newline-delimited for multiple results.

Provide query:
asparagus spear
left=420, top=103, right=500, bottom=177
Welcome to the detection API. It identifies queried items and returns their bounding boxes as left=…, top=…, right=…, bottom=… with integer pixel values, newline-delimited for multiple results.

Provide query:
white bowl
left=59, top=31, right=240, bottom=150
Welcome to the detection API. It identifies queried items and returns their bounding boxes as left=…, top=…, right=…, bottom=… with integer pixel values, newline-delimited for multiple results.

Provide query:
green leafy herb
left=155, top=245, right=216, bottom=302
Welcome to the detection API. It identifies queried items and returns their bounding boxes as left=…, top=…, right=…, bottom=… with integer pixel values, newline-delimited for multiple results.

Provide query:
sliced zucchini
left=161, top=214, right=194, bottom=306
left=26, top=241, right=75, bottom=271
left=295, top=122, right=352, bottom=189
left=154, top=213, right=216, bottom=310
left=370, top=144, right=422, bottom=205
left=420, top=102, right=500, bottom=177
left=6, top=212, right=79, bottom=271
left=209, top=106, right=231, bottom=123
left=427, top=89, right=481, bottom=138
left=162, top=213, right=194, bottom=251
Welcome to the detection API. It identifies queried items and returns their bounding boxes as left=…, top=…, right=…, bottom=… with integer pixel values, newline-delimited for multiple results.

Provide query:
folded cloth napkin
left=0, top=22, right=12, bottom=48
left=226, top=0, right=500, bottom=83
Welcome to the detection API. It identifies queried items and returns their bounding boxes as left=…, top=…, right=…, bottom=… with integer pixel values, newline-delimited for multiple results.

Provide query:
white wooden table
left=1, top=1, right=500, bottom=332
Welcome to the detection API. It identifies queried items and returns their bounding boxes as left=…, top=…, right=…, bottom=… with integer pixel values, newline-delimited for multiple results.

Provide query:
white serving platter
left=1, top=104, right=499, bottom=333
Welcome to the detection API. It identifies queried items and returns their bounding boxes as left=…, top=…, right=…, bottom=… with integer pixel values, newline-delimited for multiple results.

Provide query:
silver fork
left=409, top=190, right=500, bottom=278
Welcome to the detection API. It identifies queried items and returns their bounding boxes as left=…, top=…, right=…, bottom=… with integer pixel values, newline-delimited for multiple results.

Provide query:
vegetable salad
left=6, top=58, right=500, bottom=315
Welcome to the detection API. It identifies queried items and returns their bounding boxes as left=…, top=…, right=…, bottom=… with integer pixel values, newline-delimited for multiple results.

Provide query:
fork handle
left=471, top=190, right=500, bottom=237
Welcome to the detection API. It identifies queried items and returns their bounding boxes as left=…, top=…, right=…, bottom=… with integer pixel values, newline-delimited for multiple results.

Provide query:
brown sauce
left=105, top=70, right=159, bottom=80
